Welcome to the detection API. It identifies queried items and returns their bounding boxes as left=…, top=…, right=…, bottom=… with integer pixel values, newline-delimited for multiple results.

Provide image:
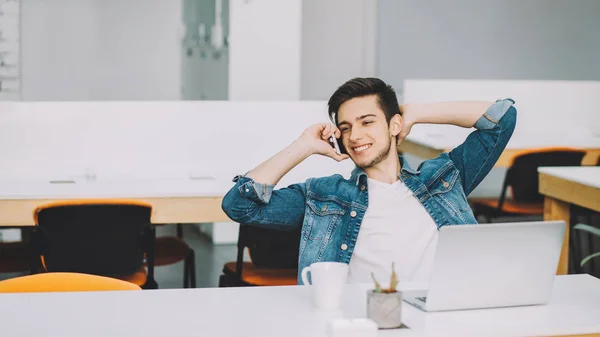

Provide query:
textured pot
left=366, top=290, right=403, bottom=329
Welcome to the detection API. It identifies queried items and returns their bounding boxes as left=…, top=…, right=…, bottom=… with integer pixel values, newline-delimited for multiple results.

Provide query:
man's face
left=337, top=95, right=398, bottom=169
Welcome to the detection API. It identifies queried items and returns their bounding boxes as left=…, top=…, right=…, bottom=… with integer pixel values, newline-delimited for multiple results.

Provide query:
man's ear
left=390, top=114, right=403, bottom=137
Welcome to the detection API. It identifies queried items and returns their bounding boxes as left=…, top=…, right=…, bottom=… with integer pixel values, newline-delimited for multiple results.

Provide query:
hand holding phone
left=299, top=122, right=347, bottom=161
left=327, top=112, right=344, bottom=156
left=329, top=135, right=342, bottom=155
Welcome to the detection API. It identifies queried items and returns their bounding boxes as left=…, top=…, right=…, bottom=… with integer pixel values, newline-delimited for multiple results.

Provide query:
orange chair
left=0, top=272, right=141, bottom=293
left=219, top=224, right=300, bottom=287
left=470, top=148, right=586, bottom=223
left=31, top=200, right=157, bottom=289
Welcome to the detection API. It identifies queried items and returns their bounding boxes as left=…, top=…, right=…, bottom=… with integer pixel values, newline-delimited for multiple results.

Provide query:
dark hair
left=327, top=77, right=401, bottom=125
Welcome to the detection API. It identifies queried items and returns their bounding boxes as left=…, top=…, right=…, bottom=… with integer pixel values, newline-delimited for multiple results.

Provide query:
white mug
left=301, top=262, right=349, bottom=310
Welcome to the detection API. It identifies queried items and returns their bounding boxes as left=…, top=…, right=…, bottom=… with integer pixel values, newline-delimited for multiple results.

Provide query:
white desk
left=539, top=167, right=600, bottom=194
left=539, top=167, right=600, bottom=275
left=0, top=178, right=237, bottom=227
left=0, top=274, right=598, bottom=337
left=401, top=126, right=600, bottom=167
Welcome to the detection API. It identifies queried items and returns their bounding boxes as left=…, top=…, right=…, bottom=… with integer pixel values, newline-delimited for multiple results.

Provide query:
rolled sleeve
left=223, top=173, right=307, bottom=228
left=473, top=98, right=516, bottom=130
left=232, top=174, right=275, bottom=204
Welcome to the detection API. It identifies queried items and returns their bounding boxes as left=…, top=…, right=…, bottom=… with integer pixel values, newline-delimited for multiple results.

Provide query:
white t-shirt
left=347, top=178, right=439, bottom=285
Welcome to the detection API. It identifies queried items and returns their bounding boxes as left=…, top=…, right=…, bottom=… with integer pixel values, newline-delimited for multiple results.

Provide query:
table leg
left=544, top=197, right=571, bottom=275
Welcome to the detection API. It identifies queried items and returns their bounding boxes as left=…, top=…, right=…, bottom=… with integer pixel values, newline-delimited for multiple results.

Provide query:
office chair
left=219, top=224, right=300, bottom=287
left=31, top=200, right=157, bottom=289
left=471, top=148, right=586, bottom=223
left=0, top=272, right=141, bottom=293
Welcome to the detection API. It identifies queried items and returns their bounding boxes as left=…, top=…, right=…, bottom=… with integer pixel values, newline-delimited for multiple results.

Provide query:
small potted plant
left=367, top=263, right=403, bottom=329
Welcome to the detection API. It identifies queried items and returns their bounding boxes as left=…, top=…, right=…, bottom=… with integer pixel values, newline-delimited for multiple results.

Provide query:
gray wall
left=301, top=0, right=377, bottom=100
left=377, top=0, right=600, bottom=93
left=21, top=0, right=182, bottom=101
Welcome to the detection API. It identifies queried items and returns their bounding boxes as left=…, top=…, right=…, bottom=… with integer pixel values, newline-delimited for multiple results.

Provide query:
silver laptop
left=403, top=220, right=566, bottom=312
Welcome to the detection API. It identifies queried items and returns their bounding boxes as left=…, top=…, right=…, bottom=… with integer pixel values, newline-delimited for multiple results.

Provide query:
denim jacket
left=221, top=99, right=517, bottom=284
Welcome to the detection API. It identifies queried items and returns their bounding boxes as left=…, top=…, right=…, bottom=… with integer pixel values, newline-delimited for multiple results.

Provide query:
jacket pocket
left=304, top=197, right=346, bottom=241
left=428, top=166, right=473, bottom=218
left=428, top=167, right=459, bottom=196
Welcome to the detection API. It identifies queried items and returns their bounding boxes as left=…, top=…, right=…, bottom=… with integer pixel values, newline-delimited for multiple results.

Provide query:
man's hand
left=298, top=123, right=350, bottom=162
left=397, top=104, right=417, bottom=145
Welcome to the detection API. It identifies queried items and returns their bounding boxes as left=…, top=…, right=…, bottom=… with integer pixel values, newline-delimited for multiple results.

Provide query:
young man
left=221, top=77, right=517, bottom=285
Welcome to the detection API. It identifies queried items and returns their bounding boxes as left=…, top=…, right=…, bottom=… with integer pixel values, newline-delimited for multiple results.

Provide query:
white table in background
left=401, top=127, right=600, bottom=167
left=0, top=274, right=599, bottom=337
left=539, top=167, right=600, bottom=275
left=0, top=178, right=235, bottom=227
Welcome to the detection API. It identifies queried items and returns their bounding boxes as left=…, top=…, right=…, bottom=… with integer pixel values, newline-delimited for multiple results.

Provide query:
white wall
left=300, top=0, right=377, bottom=100
left=377, top=0, right=600, bottom=93
left=403, top=79, right=600, bottom=134
left=20, top=0, right=182, bottom=101
left=0, top=101, right=354, bottom=182
left=228, top=0, right=302, bottom=100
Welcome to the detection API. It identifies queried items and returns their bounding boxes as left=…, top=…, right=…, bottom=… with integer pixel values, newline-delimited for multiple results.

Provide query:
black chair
left=31, top=200, right=157, bottom=289
left=219, top=224, right=300, bottom=287
left=471, top=148, right=587, bottom=223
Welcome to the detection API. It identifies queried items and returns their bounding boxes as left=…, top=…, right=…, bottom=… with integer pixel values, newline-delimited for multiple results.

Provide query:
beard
left=355, top=135, right=393, bottom=169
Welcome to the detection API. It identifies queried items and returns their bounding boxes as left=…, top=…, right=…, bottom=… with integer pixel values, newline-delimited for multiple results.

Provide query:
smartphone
left=329, top=135, right=343, bottom=155
left=329, top=113, right=345, bottom=155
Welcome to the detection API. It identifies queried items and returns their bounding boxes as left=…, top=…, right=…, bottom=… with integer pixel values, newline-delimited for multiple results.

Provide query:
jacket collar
left=349, top=155, right=419, bottom=185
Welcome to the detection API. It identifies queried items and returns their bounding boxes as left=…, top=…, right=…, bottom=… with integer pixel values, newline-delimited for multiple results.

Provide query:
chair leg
left=183, top=255, right=190, bottom=289
left=177, top=224, right=184, bottom=239
left=570, top=226, right=581, bottom=274
left=188, top=250, right=196, bottom=288
left=142, top=279, right=158, bottom=290
left=475, top=212, right=489, bottom=223
left=473, top=206, right=486, bottom=223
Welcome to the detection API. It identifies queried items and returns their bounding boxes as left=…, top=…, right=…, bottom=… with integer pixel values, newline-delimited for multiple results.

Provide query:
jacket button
left=441, top=179, right=450, bottom=188
left=245, top=188, right=250, bottom=192
left=360, top=185, right=365, bottom=191
left=350, top=211, right=357, bottom=218
left=341, top=243, right=348, bottom=251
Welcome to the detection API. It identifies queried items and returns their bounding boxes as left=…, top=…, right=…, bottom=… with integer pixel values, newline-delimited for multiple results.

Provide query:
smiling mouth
left=352, top=144, right=372, bottom=153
